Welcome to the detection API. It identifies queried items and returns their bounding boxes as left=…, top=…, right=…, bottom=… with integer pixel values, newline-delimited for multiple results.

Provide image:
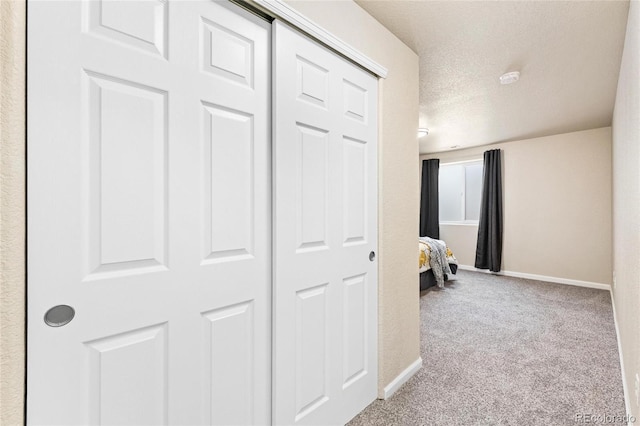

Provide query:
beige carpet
left=348, top=270, right=626, bottom=425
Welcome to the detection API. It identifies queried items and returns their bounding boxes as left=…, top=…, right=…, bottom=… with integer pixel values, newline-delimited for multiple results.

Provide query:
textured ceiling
left=355, top=0, right=630, bottom=153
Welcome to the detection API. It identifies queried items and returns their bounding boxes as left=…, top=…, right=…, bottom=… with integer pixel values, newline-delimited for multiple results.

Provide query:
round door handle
left=369, top=251, right=376, bottom=261
left=44, top=305, right=75, bottom=327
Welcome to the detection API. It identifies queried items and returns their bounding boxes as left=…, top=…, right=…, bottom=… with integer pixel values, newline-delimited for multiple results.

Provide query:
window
left=439, top=160, right=483, bottom=223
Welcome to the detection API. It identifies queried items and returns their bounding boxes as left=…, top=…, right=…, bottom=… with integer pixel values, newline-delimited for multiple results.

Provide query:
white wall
left=422, top=127, right=613, bottom=286
left=283, top=0, right=421, bottom=397
left=612, top=0, right=640, bottom=418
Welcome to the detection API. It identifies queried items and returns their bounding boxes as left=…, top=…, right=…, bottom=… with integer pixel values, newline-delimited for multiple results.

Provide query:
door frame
left=249, top=0, right=387, bottom=78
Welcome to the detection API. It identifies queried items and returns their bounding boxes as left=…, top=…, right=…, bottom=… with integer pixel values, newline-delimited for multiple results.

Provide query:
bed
left=419, top=237, right=458, bottom=291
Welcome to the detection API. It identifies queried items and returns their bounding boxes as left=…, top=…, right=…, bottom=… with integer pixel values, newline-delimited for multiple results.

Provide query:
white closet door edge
left=249, top=0, right=388, bottom=78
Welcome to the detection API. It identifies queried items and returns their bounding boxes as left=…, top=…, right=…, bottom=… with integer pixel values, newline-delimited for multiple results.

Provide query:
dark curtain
left=420, top=159, right=439, bottom=239
left=475, top=149, right=503, bottom=272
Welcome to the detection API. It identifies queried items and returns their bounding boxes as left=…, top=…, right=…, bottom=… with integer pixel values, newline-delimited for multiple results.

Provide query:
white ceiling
left=355, top=0, right=630, bottom=153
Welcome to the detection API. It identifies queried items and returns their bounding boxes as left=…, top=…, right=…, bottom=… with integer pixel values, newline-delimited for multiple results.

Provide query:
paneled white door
left=273, top=21, right=378, bottom=426
left=27, top=1, right=271, bottom=424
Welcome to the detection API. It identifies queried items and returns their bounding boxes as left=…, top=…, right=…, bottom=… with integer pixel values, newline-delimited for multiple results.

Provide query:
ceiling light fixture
left=418, top=128, right=429, bottom=137
left=499, top=71, right=520, bottom=85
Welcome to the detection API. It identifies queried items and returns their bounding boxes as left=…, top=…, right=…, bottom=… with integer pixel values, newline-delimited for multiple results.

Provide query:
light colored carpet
left=348, top=270, right=626, bottom=425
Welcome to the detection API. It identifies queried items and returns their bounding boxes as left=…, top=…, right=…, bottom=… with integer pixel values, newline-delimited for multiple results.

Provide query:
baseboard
left=382, top=357, right=422, bottom=400
left=457, top=264, right=503, bottom=274
left=610, top=291, right=632, bottom=421
left=456, top=265, right=610, bottom=290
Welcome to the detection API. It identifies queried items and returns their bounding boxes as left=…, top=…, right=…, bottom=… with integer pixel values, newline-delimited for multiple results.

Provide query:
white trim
left=457, top=265, right=503, bottom=274
left=440, top=158, right=483, bottom=166
left=610, top=290, right=632, bottom=422
left=456, top=265, right=610, bottom=290
left=440, top=221, right=479, bottom=227
left=250, top=0, right=388, bottom=78
left=383, top=357, right=422, bottom=399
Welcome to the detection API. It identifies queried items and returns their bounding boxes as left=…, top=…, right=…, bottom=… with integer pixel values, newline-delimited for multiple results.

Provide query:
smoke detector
left=499, top=71, right=520, bottom=85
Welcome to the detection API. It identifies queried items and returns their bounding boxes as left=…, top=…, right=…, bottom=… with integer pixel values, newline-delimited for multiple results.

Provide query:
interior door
left=272, top=21, right=378, bottom=426
left=27, top=1, right=271, bottom=424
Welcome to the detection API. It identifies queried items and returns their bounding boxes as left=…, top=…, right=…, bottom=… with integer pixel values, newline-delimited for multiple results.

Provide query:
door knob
left=369, top=251, right=376, bottom=261
left=44, top=305, right=75, bottom=327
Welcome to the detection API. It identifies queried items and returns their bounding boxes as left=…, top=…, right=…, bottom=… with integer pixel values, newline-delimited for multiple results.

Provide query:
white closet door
left=27, top=1, right=271, bottom=424
left=273, top=21, right=378, bottom=426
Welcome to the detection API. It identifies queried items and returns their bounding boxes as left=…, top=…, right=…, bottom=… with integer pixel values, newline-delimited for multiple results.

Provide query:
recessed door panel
left=343, top=274, right=367, bottom=389
left=295, top=284, right=329, bottom=420
left=343, top=136, right=367, bottom=246
left=84, top=0, right=168, bottom=58
left=296, top=124, right=329, bottom=252
left=202, top=102, right=254, bottom=264
left=202, top=302, right=255, bottom=426
left=343, top=79, right=367, bottom=123
left=202, top=17, right=254, bottom=87
left=86, top=324, right=168, bottom=426
left=84, top=71, right=168, bottom=279
left=297, top=57, right=329, bottom=109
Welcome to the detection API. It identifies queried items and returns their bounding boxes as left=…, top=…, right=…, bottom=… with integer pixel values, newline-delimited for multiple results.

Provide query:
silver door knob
left=44, top=305, right=75, bottom=327
left=369, top=251, right=376, bottom=261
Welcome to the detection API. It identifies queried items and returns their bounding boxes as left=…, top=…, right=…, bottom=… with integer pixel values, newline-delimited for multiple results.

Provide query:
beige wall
left=422, top=127, right=613, bottom=285
left=612, top=0, right=640, bottom=418
left=283, top=1, right=421, bottom=396
left=0, top=0, right=26, bottom=424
